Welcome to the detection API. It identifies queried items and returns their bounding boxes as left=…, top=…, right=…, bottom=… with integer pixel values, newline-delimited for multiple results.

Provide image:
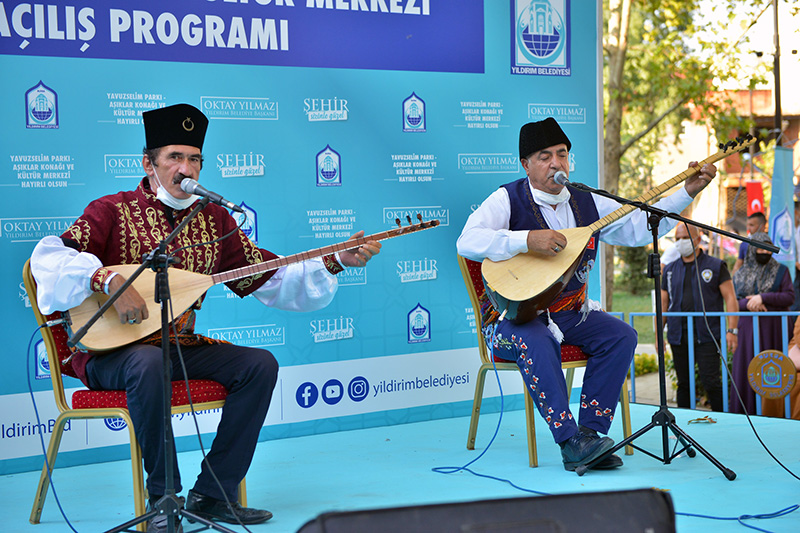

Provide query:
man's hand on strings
left=685, top=161, right=718, bottom=198
left=339, top=231, right=382, bottom=267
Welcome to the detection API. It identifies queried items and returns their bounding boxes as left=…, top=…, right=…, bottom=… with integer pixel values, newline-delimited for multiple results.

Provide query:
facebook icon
left=296, top=382, right=319, bottom=408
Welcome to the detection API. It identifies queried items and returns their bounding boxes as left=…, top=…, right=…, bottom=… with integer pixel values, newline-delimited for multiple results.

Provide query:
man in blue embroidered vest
left=457, top=117, right=718, bottom=472
left=661, top=223, right=738, bottom=412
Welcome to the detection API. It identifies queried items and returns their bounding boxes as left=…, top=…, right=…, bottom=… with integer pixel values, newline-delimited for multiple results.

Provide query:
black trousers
left=85, top=342, right=278, bottom=501
left=669, top=340, right=723, bottom=412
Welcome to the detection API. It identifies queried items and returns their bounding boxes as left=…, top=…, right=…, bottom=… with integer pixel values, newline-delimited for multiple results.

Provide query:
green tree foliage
left=602, top=0, right=771, bottom=309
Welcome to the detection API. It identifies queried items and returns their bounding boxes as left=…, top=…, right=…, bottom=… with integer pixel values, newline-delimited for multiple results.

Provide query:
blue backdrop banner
left=1, top=0, right=601, bottom=474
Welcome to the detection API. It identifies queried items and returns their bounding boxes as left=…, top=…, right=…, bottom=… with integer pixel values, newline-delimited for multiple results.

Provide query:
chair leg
left=620, top=377, right=634, bottom=456
left=238, top=477, right=247, bottom=507
left=466, top=364, right=491, bottom=451
left=523, top=389, right=538, bottom=467
left=128, top=422, right=147, bottom=533
left=565, top=368, right=576, bottom=399
left=29, top=414, right=70, bottom=525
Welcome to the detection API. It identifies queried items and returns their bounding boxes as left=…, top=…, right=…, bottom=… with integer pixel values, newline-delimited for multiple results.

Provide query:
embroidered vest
left=502, top=177, right=600, bottom=310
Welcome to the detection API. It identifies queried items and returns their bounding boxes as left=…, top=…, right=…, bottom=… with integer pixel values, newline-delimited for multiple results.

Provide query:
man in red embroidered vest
left=457, top=117, right=717, bottom=473
left=30, top=104, right=380, bottom=530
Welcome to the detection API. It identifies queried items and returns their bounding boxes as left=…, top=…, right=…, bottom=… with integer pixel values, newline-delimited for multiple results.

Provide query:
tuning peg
left=417, top=213, right=423, bottom=223
left=395, top=218, right=402, bottom=228
left=406, top=215, right=413, bottom=225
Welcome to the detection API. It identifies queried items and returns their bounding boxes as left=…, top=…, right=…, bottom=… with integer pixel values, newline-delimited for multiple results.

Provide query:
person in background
left=730, top=232, right=794, bottom=416
left=661, top=223, right=738, bottom=412
left=731, top=211, right=767, bottom=275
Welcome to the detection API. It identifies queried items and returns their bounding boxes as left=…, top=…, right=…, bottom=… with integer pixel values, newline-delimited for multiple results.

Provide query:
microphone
left=180, top=179, right=244, bottom=213
left=553, top=171, right=570, bottom=186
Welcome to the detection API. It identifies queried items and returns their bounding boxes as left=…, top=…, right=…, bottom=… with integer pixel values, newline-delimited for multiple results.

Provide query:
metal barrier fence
left=626, top=311, right=798, bottom=418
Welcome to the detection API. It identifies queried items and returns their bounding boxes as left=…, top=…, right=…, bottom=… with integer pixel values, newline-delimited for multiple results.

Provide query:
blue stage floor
left=3, top=402, right=799, bottom=532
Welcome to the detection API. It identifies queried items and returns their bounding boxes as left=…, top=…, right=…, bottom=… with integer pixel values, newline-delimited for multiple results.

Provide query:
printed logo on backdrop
left=217, top=153, right=266, bottom=178
left=527, top=103, right=585, bottom=125
left=19, top=282, right=31, bottom=308
left=296, top=382, right=319, bottom=409
left=458, top=153, right=519, bottom=174
left=105, top=418, right=128, bottom=431
left=3, top=419, right=71, bottom=440
left=105, top=92, right=165, bottom=125
left=339, top=267, right=366, bottom=287
left=304, top=97, right=349, bottom=122
left=207, top=324, right=286, bottom=347
left=35, top=339, right=51, bottom=380
left=397, top=257, right=438, bottom=283
left=390, top=153, right=438, bottom=183
left=511, top=0, right=571, bottom=76
left=232, top=203, right=258, bottom=244
left=457, top=101, right=506, bottom=130
left=105, top=154, right=144, bottom=177
left=408, top=303, right=431, bottom=344
left=0, top=3, right=484, bottom=73
left=321, top=379, right=344, bottom=405
left=1, top=217, right=75, bottom=243
left=383, top=206, right=449, bottom=227
left=11, top=152, right=76, bottom=189
left=402, top=93, right=426, bottom=133
left=316, top=145, right=342, bottom=187
left=200, top=97, right=278, bottom=120
left=310, top=316, right=354, bottom=343
left=295, top=376, right=368, bottom=408
left=26, top=81, right=58, bottom=128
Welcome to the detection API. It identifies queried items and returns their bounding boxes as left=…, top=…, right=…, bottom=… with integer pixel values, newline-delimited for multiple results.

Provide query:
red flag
left=746, top=180, right=765, bottom=216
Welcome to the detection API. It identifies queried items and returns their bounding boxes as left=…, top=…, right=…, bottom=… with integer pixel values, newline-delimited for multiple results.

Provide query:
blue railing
left=627, top=311, right=797, bottom=418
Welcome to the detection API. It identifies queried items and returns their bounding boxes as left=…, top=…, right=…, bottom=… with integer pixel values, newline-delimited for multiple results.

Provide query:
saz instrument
left=67, top=216, right=439, bottom=351
left=482, top=135, right=757, bottom=324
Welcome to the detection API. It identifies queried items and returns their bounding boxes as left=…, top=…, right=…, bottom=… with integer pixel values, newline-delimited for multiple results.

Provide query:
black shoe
left=146, top=497, right=184, bottom=533
left=591, top=452, right=623, bottom=469
left=560, top=432, right=615, bottom=471
left=185, top=489, right=273, bottom=525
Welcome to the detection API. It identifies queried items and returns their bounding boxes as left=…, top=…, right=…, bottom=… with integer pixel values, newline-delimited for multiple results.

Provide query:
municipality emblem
left=316, top=145, right=342, bottom=186
left=232, top=202, right=258, bottom=244
left=403, top=93, right=426, bottom=133
left=26, top=81, right=59, bottom=129
left=407, top=303, right=431, bottom=343
left=512, top=0, right=571, bottom=76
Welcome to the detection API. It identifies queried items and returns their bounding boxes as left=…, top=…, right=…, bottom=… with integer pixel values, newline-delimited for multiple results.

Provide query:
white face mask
left=532, top=185, right=571, bottom=206
left=675, top=238, right=695, bottom=257
left=151, top=168, right=198, bottom=210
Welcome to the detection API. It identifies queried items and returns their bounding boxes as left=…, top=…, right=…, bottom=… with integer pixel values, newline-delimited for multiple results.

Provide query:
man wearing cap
left=30, top=103, right=380, bottom=530
left=456, top=117, right=717, bottom=472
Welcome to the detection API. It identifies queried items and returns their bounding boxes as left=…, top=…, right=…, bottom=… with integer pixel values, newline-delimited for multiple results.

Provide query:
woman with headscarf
left=730, top=232, right=795, bottom=415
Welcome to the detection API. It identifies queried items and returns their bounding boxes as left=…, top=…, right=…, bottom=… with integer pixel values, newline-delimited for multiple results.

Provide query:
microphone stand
left=565, top=181, right=777, bottom=479
left=69, top=198, right=238, bottom=533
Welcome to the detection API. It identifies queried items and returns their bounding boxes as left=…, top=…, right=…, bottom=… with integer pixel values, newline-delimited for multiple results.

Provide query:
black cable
left=165, top=264, right=255, bottom=532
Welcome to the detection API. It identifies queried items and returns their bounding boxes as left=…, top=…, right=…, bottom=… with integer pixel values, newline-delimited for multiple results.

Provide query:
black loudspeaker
left=297, top=488, right=675, bottom=533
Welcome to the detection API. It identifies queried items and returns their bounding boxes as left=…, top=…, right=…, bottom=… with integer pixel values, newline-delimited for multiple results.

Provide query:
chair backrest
left=457, top=255, right=492, bottom=364
left=22, top=259, right=77, bottom=413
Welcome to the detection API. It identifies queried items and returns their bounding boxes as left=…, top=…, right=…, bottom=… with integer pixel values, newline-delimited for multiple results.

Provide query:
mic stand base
left=574, top=210, right=736, bottom=481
